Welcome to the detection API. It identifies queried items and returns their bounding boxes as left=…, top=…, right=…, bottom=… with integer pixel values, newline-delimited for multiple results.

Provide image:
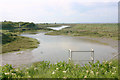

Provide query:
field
left=46, top=24, right=118, bottom=40
left=0, top=59, right=119, bottom=78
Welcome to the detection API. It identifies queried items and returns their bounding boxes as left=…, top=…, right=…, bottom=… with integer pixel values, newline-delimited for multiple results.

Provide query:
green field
left=46, top=24, right=118, bottom=40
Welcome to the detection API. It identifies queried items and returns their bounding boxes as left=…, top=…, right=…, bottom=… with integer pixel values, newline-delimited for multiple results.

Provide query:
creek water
left=1, top=26, right=117, bottom=66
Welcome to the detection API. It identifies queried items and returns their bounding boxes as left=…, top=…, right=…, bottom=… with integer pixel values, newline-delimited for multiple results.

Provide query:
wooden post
left=69, top=49, right=72, bottom=60
left=91, top=48, right=94, bottom=63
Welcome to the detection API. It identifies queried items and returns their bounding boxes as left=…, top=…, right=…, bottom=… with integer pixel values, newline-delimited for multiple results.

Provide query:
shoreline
left=2, top=36, right=40, bottom=54
left=77, top=36, right=118, bottom=50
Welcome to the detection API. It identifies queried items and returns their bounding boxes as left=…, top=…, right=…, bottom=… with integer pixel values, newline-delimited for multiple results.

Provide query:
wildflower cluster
left=0, top=60, right=118, bottom=78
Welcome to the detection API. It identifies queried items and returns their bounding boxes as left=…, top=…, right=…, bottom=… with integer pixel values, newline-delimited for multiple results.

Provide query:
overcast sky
left=0, top=0, right=119, bottom=23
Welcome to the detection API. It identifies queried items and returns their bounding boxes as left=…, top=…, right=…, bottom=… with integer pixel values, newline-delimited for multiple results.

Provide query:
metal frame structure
left=69, top=48, right=94, bottom=63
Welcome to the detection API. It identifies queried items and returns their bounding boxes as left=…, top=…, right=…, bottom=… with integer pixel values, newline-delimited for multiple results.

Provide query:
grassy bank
left=0, top=31, right=39, bottom=54
left=46, top=24, right=118, bottom=40
left=2, top=36, right=39, bottom=53
left=0, top=59, right=118, bottom=78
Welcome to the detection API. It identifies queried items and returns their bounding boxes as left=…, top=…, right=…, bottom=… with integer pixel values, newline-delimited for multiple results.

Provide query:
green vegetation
left=1, top=21, right=63, bottom=54
left=37, top=23, right=64, bottom=27
left=2, top=21, right=52, bottom=34
left=2, top=21, right=36, bottom=30
left=1, top=30, right=39, bottom=54
left=2, top=32, right=17, bottom=44
left=2, top=36, right=39, bottom=53
left=46, top=24, right=118, bottom=40
left=0, top=60, right=118, bottom=78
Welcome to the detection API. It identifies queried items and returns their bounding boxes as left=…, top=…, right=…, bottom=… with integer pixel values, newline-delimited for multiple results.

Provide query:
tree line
left=2, top=21, right=36, bottom=29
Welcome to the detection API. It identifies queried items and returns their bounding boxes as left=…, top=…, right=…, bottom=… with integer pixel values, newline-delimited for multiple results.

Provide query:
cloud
left=0, top=0, right=118, bottom=23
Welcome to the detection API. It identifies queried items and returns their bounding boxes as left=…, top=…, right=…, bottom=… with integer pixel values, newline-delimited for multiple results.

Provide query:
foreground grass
left=2, top=36, right=39, bottom=53
left=46, top=24, right=118, bottom=40
left=0, top=60, right=118, bottom=78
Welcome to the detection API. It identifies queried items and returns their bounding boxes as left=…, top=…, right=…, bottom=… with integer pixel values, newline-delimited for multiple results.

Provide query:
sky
left=0, top=0, right=119, bottom=23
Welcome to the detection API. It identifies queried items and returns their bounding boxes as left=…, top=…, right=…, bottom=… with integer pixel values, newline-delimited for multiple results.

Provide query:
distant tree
left=23, top=22, right=36, bottom=27
left=46, top=23, right=48, bottom=25
left=4, top=20, right=7, bottom=22
left=2, top=21, right=14, bottom=29
left=2, top=21, right=36, bottom=29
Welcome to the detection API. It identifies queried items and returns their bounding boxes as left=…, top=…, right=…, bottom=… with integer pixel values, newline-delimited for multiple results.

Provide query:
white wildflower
left=109, top=62, right=112, bottom=65
left=63, top=71, right=66, bottom=73
left=5, top=73, right=10, bottom=75
left=12, top=73, right=15, bottom=75
left=84, top=76, right=87, bottom=78
left=86, top=70, right=89, bottom=73
left=28, top=76, right=31, bottom=78
left=52, top=71, right=55, bottom=74
left=112, top=67, right=116, bottom=69
left=63, top=77, right=67, bottom=79
left=103, top=61, right=105, bottom=63
left=56, top=68, right=59, bottom=70
left=34, top=68, right=37, bottom=70
left=112, top=73, right=115, bottom=75
left=69, top=58, right=71, bottom=60
left=15, top=69, right=19, bottom=72
left=96, top=72, right=99, bottom=75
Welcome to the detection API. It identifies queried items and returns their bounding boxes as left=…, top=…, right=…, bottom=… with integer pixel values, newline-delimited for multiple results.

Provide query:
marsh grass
left=2, top=36, right=39, bottom=53
left=46, top=24, right=118, bottom=40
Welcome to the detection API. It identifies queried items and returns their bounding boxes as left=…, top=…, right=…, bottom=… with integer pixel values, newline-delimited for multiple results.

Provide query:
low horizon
left=0, top=20, right=118, bottom=24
